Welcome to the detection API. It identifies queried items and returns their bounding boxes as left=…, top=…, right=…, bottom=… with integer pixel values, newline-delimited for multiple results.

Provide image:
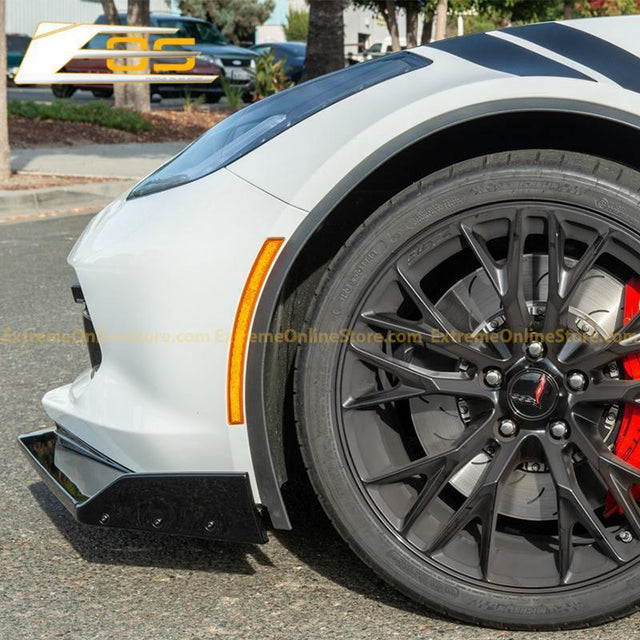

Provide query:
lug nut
left=619, top=530, right=634, bottom=543
left=526, top=341, right=545, bottom=359
left=567, top=371, right=588, bottom=392
left=484, top=369, right=502, bottom=387
left=499, top=419, right=518, bottom=438
left=549, top=420, right=569, bottom=440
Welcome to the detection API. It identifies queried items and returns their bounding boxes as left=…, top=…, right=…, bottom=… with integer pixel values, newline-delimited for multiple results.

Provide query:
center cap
left=507, top=369, right=559, bottom=420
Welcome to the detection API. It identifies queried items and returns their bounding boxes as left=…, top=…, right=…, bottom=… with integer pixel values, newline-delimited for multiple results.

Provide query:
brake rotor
left=410, top=254, right=624, bottom=521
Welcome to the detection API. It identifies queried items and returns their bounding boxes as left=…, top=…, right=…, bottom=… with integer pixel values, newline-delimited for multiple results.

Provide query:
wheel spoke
left=427, top=433, right=525, bottom=579
left=577, top=378, right=640, bottom=405
left=544, top=214, right=611, bottom=339
left=460, top=214, right=531, bottom=342
left=541, top=438, right=624, bottom=581
left=360, top=310, right=505, bottom=368
left=349, top=341, right=497, bottom=402
left=571, top=422, right=640, bottom=538
left=343, top=382, right=425, bottom=410
left=363, top=411, right=497, bottom=485
left=502, top=212, right=531, bottom=335
left=567, top=310, right=640, bottom=371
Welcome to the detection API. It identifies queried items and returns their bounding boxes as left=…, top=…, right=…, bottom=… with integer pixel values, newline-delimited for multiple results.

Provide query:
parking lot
left=2, top=212, right=640, bottom=639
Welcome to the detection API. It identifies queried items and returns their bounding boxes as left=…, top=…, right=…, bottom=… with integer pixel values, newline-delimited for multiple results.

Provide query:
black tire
left=205, top=93, right=222, bottom=104
left=91, top=89, right=113, bottom=98
left=295, top=150, right=640, bottom=629
left=51, top=85, right=75, bottom=99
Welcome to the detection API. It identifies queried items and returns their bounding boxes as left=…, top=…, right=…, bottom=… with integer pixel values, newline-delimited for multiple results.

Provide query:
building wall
left=7, top=0, right=173, bottom=36
left=256, top=1, right=417, bottom=53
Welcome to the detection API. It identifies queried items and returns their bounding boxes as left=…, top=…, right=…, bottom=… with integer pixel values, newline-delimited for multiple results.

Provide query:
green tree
left=576, top=0, right=640, bottom=15
left=284, top=7, right=309, bottom=41
left=179, top=0, right=276, bottom=44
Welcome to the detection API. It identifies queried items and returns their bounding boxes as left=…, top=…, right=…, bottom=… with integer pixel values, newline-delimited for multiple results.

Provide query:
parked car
left=6, top=34, right=30, bottom=82
left=95, top=13, right=256, bottom=101
left=362, top=37, right=406, bottom=61
left=250, top=41, right=306, bottom=83
left=21, top=17, right=640, bottom=631
left=50, top=33, right=224, bottom=102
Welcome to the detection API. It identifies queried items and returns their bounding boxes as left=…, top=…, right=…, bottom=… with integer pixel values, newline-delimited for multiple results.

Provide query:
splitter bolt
left=484, top=369, right=502, bottom=388
left=499, top=419, right=518, bottom=438
left=619, top=530, right=634, bottom=543
left=567, top=371, right=588, bottom=392
left=549, top=420, right=569, bottom=440
left=526, top=341, right=545, bottom=359
left=204, top=520, right=217, bottom=533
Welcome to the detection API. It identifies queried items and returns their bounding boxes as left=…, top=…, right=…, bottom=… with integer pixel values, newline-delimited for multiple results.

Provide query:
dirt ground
left=9, top=109, right=229, bottom=148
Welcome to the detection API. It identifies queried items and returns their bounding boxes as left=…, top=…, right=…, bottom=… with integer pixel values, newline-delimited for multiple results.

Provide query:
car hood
left=194, top=43, right=256, bottom=59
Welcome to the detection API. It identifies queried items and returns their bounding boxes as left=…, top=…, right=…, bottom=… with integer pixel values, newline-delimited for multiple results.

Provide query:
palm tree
left=0, top=0, right=10, bottom=182
left=303, top=0, right=345, bottom=81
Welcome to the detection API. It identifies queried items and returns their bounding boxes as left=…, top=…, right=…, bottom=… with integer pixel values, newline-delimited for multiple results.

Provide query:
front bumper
left=19, top=427, right=267, bottom=543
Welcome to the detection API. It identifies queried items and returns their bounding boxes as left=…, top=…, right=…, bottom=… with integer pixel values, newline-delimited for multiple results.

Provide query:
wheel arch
left=246, top=98, right=640, bottom=530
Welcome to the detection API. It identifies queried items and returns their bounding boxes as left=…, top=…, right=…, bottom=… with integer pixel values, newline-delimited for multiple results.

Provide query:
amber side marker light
left=227, top=237, right=284, bottom=425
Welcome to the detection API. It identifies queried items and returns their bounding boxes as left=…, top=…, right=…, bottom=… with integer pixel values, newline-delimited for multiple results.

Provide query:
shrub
left=252, top=51, right=293, bottom=101
left=284, top=7, right=309, bottom=41
left=219, top=76, right=244, bottom=111
left=8, top=100, right=151, bottom=133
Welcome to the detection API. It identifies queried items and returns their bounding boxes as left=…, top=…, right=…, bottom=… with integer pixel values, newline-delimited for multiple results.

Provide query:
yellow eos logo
left=15, top=22, right=218, bottom=85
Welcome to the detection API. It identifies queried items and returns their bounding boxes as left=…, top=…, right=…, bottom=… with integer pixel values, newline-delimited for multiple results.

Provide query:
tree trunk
left=420, top=12, right=434, bottom=45
left=563, top=1, right=573, bottom=19
left=0, top=0, right=10, bottom=182
left=303, top=0, right=344, bottom=81
left=434, top=0, right=448, bottom=42
left=123, top=0, right=151, bottom=112
left=100, top=0, right=126, bottom=108
left=383, top=0, right=401, bottom=52
left=405, top=2, right=419, bottom=49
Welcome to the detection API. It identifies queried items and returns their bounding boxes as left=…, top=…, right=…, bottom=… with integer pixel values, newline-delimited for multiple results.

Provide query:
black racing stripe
left=428, top=32, right=593, bottom=81
left=505, top=22, right=640, bottom=92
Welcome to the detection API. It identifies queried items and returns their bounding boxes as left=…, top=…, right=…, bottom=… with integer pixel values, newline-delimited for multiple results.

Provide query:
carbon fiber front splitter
left=18, top=427, right=267, bottom=544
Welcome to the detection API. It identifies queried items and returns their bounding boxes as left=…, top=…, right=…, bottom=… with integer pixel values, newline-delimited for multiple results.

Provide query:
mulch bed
left=9, top=109, right=230, bottom=148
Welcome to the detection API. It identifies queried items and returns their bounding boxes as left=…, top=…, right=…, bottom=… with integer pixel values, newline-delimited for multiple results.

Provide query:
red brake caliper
left=604, top=277, right=640, bottom=517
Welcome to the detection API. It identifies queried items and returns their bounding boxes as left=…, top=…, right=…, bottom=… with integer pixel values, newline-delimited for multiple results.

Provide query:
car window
left=85, top=34, right=111, bottom=49
left=7, top=35, right=30, bottom=51
left=156, top=18, right=227, bottom=45
left=252, top=46, right=271, bottom=56
left=283, top=43, right=306, bottom=56
left=368, top=43, right=382, bottom=53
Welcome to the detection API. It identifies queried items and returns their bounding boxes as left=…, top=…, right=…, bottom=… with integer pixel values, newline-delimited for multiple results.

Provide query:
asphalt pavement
left=2, top=213, right=640, bottom=639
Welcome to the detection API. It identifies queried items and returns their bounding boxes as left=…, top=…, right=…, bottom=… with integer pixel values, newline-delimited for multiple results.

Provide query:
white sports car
left=19, top=16, right=640, bottom=629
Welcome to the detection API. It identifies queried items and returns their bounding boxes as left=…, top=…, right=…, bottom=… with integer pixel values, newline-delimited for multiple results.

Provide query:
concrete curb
left=0, top=180, right=135, bottom=219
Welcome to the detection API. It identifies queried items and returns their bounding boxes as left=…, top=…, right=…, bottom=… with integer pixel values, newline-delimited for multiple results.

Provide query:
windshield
left=157, top=18, right=228, bottom=46
left=282, top=43, right=306, bottom=56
